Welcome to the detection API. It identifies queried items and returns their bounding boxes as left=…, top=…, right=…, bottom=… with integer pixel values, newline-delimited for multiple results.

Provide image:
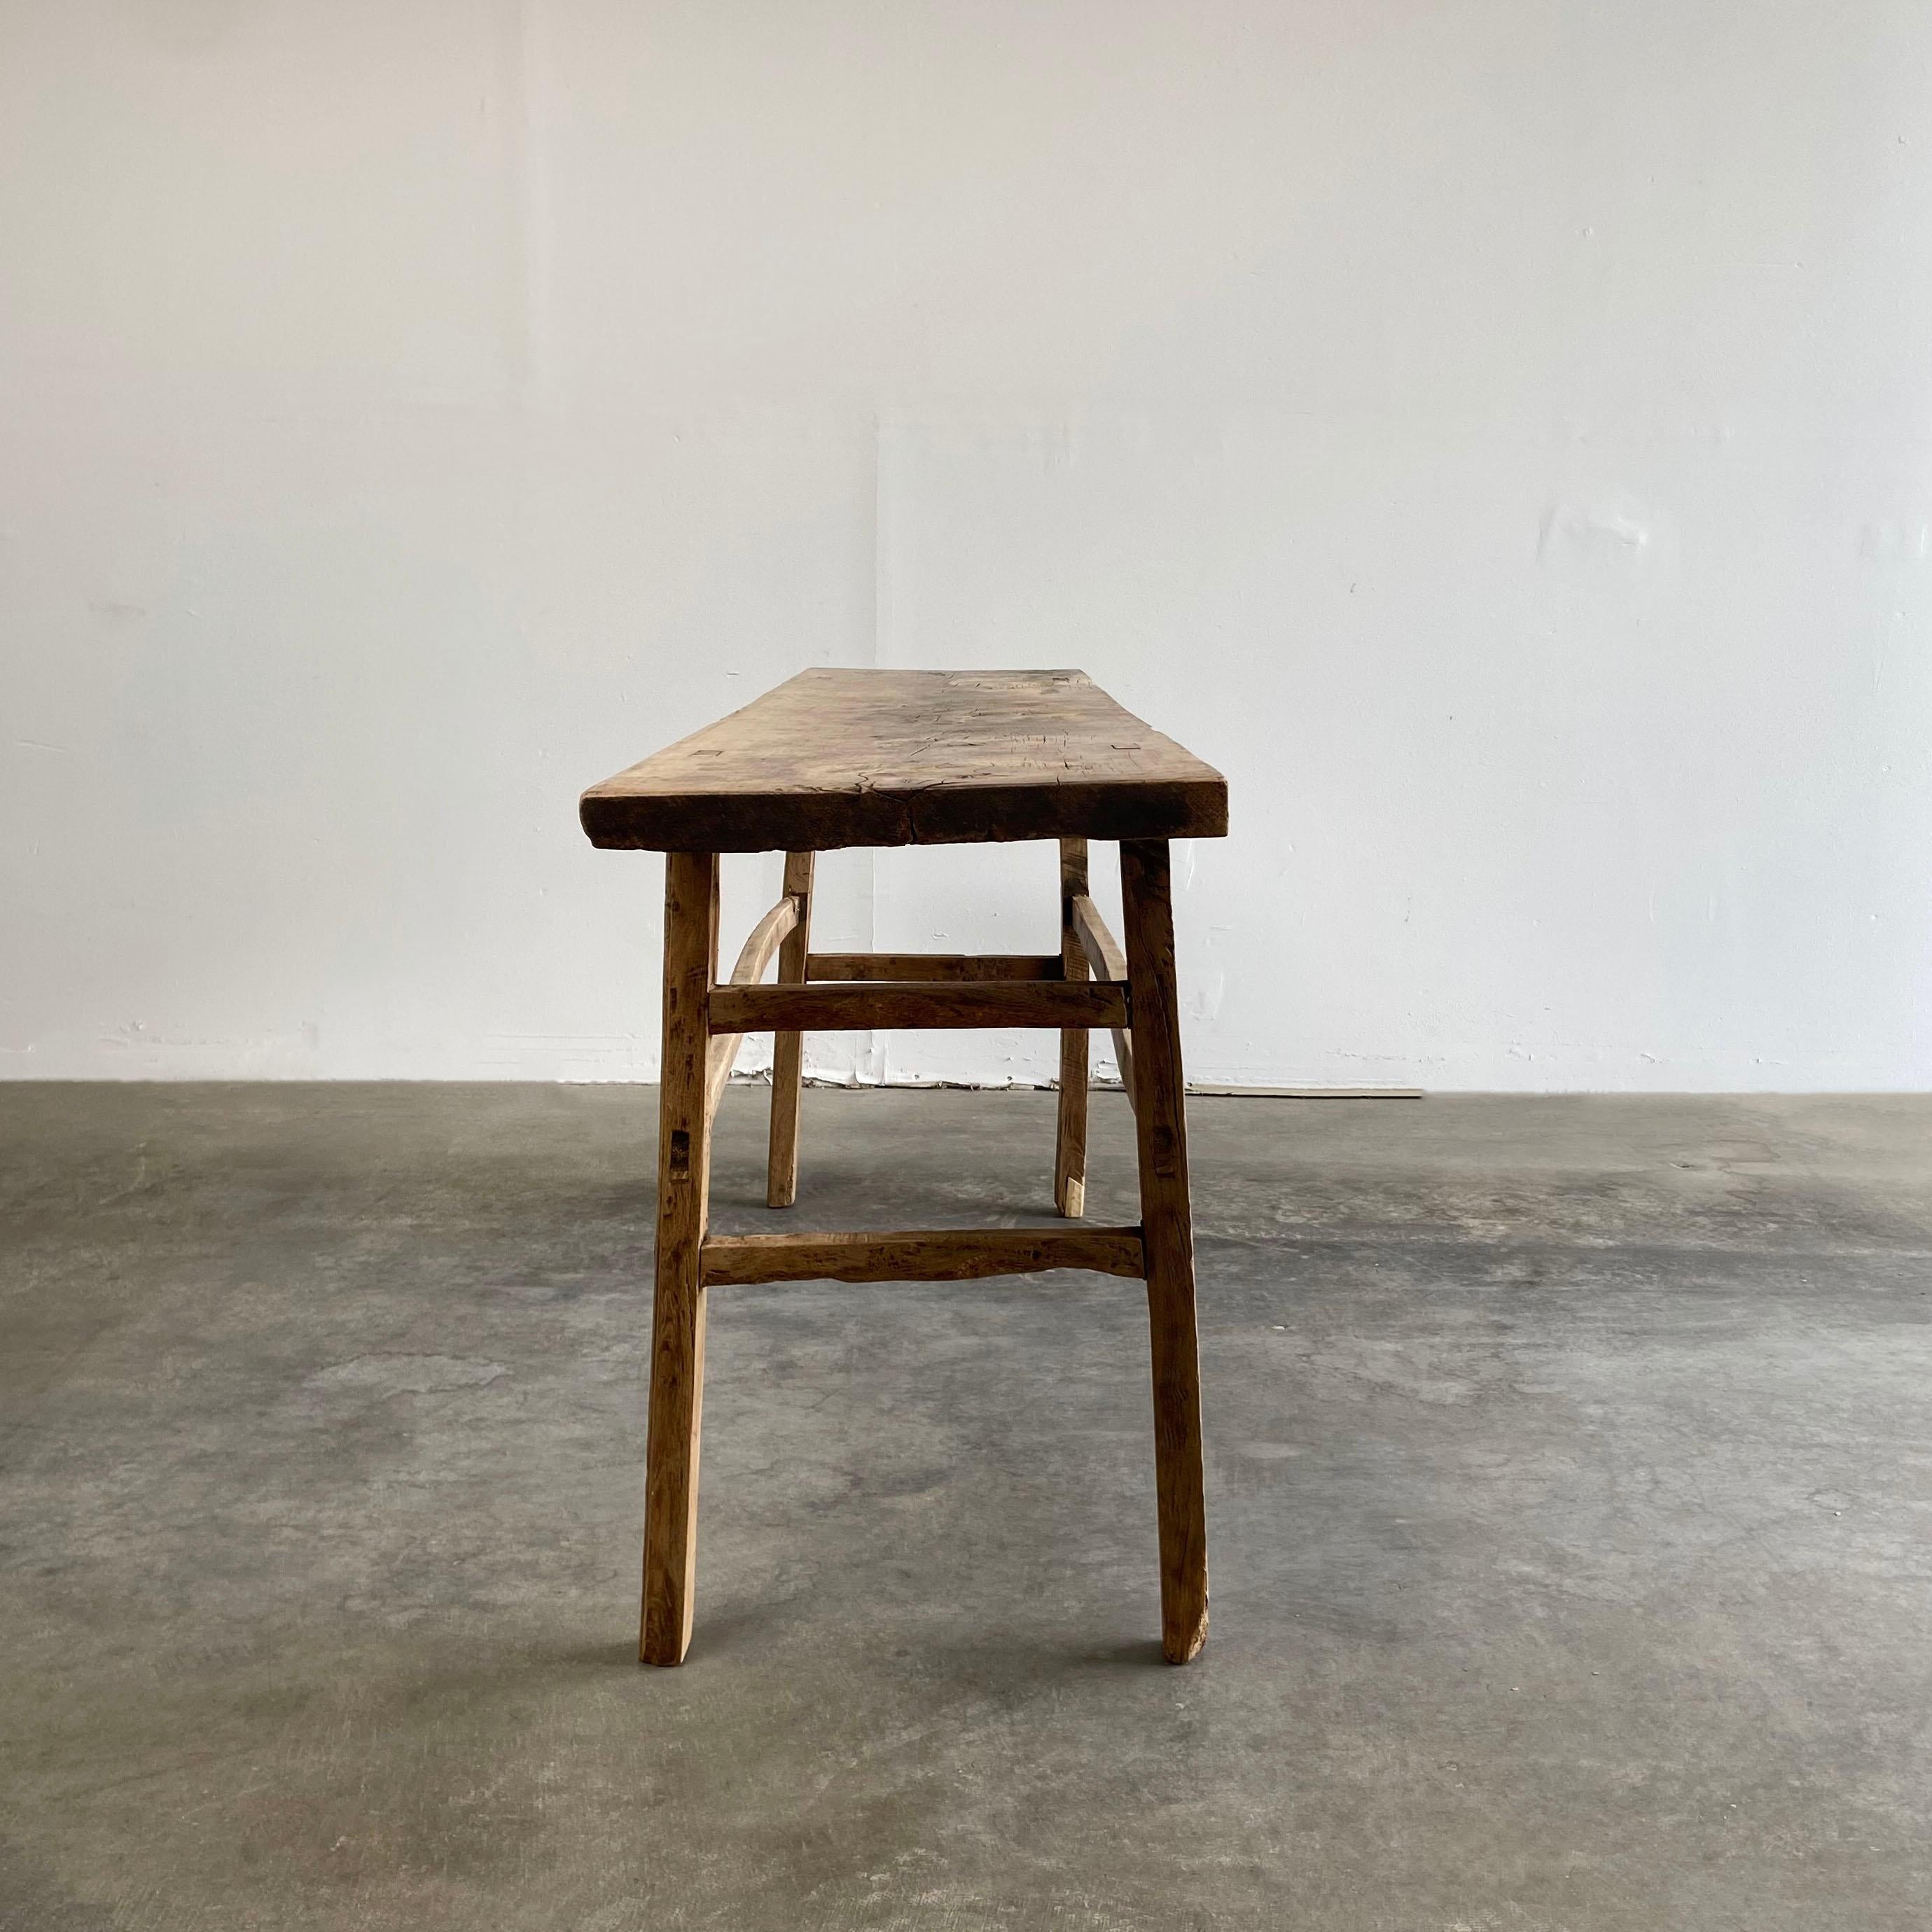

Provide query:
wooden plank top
left=580, top=669, right=1228, bottom=852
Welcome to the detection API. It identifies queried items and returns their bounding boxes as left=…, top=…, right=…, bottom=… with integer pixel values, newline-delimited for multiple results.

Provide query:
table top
left=579, top=668, right=1228, bottom=852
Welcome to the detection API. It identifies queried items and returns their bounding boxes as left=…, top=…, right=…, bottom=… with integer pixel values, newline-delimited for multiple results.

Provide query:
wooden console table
left=581, top=669, right=1228, bottom=1665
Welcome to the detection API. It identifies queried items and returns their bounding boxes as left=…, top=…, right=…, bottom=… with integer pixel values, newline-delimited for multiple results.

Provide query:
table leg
left=766, top=851, right=815, bottom=1208
left=1120, top=838, right=1209, bottom=1663
left=641, top=849, right=719, bottom=1666
left=1055, top=837, right=1090, bottom=1218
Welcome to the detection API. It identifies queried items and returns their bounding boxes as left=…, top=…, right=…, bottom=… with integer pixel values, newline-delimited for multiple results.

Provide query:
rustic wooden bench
left=581, top=668, right=1228, bottom=1665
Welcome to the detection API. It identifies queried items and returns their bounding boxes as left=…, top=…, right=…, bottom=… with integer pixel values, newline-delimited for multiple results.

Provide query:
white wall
left=5, top=0, right=1930, bottom=1090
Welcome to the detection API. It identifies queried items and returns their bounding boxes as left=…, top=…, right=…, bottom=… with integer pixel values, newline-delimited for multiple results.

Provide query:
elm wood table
left=581, top=668, right=1228, bottom=1666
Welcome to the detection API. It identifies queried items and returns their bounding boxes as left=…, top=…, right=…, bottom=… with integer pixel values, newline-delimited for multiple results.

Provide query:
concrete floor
left=3, top=1085, right=1930, bottom=1931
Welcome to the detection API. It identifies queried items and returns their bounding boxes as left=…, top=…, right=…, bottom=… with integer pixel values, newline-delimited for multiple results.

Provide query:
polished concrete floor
left=3, top=1083, right=1929, bottom=1930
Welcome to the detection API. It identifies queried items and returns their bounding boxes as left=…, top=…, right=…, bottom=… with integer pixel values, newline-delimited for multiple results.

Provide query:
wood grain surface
left=580, top=669, right=1228, bottom=852
left=640, top=850, right=719, bottom=1667
left=707, top=980, right=1129, bottom=1034
left=704, top=889, right=802, bottom=1120
left=1071, top=892, right=1137, bottom=1111
left=1055, top=837, right=1090, bottom=1218
left=805, top=952, right=1062, bottom=982
left=1120, top=838, right=1210, bottom=1664
left=765, top=851, right=815, bottom=1209
left=701, top=1226, right=1146, bottom=1286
